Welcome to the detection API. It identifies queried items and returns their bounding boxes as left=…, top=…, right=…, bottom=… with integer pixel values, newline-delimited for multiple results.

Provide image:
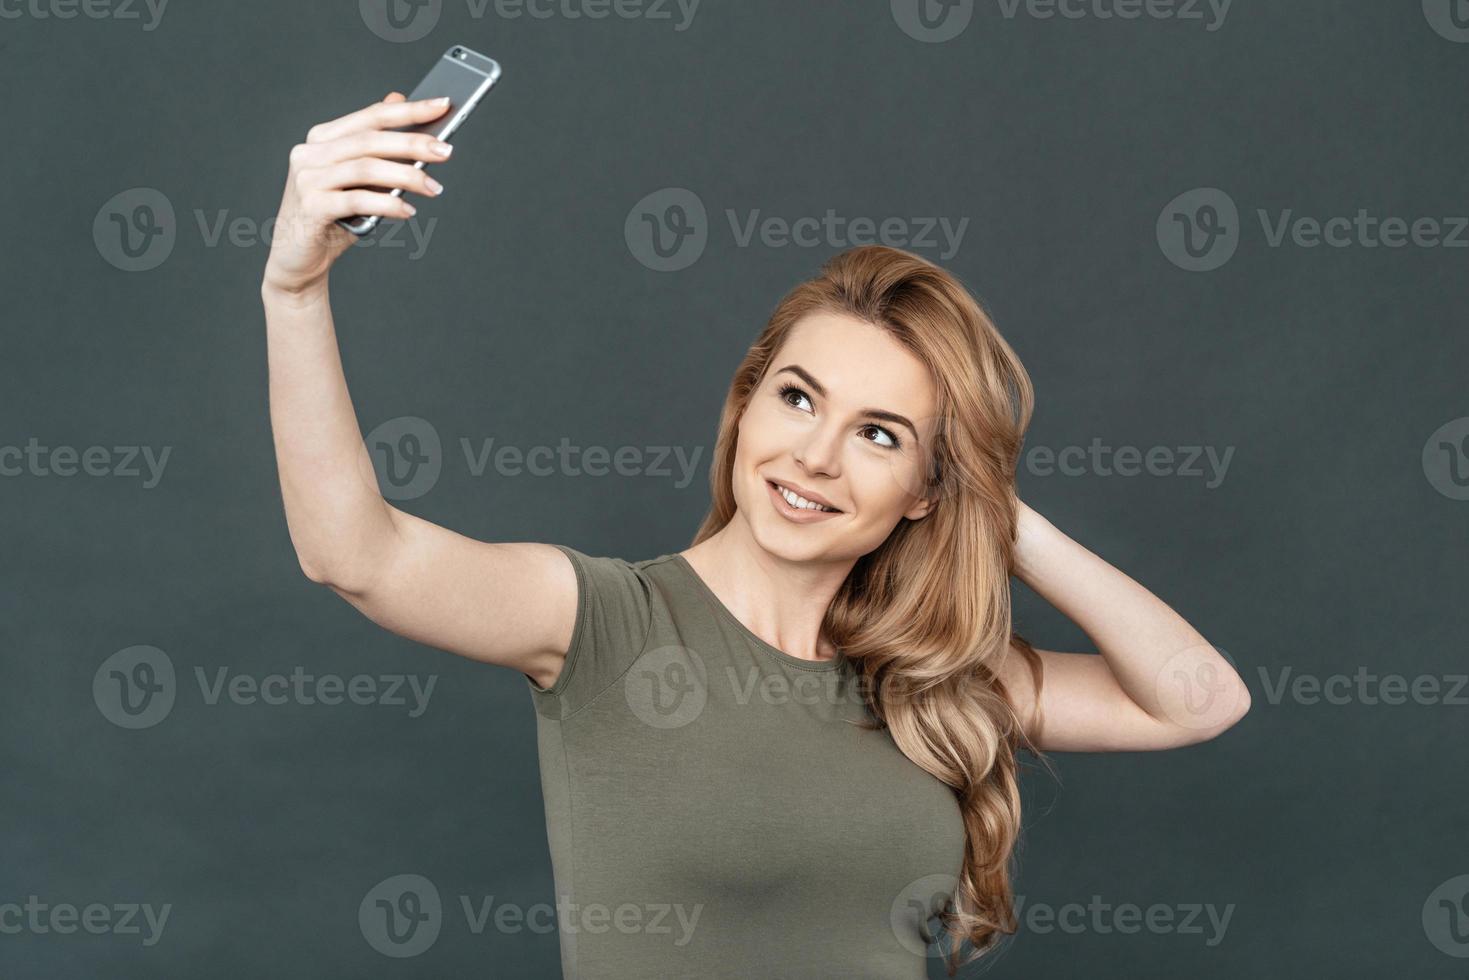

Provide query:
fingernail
left=425, top=177, right=443, bottom=196
left=432, top=96, right=451, bottom=105
left=433, top=141, right=453, bottom=157
left=404, top=203, right=417, bottom=216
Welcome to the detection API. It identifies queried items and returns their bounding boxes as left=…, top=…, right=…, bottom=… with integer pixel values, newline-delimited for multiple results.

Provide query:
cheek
left=737, top=405, right=784, bottom=456
left=860, top=452, right=927, bottom=511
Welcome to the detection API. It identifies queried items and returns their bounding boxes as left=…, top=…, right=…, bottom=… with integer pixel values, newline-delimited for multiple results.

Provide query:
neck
left=681, top=514, right=854, bottom=663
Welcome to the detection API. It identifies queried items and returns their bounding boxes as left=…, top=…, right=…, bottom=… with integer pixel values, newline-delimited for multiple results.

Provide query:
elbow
left=297, top=553, right=333, bottom=586
left=1233, top=683, right=1253, bottom=720
left=296, top=550, right=354, bottom=590
left=1216, top=681, right=1251, bottom=734
left=1183, top=682, right=1252, bottom=746
left=296, top=551, right=377, bottom=599
left=285, top=528, right=338, bottom=586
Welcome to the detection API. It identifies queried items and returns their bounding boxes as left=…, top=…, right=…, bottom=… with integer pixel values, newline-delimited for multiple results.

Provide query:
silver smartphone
left=336, top=45, right=502, bottom=237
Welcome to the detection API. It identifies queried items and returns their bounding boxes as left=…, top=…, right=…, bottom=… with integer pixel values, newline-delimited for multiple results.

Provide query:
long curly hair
left=691, top=244, right=1053, bottom=972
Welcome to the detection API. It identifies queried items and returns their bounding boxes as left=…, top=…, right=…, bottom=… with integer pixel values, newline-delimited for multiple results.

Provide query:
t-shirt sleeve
left=527, top=544, right=655, bottom=718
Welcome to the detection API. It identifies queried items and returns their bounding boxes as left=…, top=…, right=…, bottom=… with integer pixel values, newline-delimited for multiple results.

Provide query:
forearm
left=263, top=282, right=398, bottom=590
left=1012, top=502, right=1247, bottom=723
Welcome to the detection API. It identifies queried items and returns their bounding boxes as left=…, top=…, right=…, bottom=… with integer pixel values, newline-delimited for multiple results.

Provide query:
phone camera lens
left=454, top=48, right=465, bottom=59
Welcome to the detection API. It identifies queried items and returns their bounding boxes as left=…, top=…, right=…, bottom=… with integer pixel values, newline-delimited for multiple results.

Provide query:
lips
left=766, top=479, right=843, bottom=522
left=766, top=478, right=841, bottom=512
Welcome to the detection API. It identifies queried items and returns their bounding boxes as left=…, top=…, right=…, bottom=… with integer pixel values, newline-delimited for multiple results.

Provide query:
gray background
left=2, top=0, right=1466, bottom=976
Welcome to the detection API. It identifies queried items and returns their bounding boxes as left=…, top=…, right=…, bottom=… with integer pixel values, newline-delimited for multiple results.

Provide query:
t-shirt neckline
left=669, top=553, right=846, bottom=672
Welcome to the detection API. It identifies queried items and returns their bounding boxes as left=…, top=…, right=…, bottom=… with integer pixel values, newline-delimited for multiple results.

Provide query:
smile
left=766, top=480, right=842, bottom=522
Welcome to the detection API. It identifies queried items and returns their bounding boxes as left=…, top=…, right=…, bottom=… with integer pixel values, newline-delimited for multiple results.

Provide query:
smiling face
left=734, top=310, right=941, bottom=563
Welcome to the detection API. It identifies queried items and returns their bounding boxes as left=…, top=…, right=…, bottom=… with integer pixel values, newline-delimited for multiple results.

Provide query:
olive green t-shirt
left=526, top=545, right=968, bottom=978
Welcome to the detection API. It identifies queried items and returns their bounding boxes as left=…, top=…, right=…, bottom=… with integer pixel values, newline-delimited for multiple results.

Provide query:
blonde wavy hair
left=691, top=244, right=1054, bottom=972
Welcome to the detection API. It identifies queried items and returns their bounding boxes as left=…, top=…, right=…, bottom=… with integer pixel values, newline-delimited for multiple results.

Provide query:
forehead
left=772, top=311, right=937, bottom=418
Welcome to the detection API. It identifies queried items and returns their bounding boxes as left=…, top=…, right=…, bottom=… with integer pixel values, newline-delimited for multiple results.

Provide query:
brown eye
left=777, top=383, right=813, bottom=412
left=861, top=424, right=902, bottom=450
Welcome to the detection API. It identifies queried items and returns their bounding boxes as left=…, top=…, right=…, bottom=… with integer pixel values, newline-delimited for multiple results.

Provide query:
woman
left=262, top=93, right=1252, bottom=978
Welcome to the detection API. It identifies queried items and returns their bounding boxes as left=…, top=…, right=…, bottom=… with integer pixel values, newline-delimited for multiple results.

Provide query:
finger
left=305, top=158, right=443, bottom=199
left=384, top=91, right=406, bottom=102
left=293, top=129, right=453, bottom=168
left=306, top=96, right=451, bottom=144
left=318, top=189, right=418, bottom=221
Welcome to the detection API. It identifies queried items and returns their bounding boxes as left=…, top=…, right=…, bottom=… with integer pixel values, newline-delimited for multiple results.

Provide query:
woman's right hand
left=262, top=91, right=454, bottom=297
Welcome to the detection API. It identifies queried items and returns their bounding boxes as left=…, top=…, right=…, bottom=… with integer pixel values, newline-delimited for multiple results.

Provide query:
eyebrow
left=773, top=365, right=920, bottom=442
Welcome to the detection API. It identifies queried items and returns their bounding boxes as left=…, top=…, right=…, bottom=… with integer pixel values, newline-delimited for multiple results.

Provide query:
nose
left=792, top=420, right=843, bottom=480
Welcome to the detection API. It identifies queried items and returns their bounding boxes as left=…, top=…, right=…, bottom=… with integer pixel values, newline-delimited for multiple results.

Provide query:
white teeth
left=776, top=484, right=835, bottom=512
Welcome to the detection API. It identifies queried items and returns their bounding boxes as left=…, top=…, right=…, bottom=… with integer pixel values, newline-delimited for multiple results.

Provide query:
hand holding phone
left=261, top=46, right=501, bottom=298
left=337, top=46, right=502, bottom=236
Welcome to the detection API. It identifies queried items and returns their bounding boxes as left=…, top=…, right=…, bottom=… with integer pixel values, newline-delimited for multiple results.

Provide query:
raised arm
left=261, top=92, right=576, bottom=691
left=998, top=500, right=1251, bottom=752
